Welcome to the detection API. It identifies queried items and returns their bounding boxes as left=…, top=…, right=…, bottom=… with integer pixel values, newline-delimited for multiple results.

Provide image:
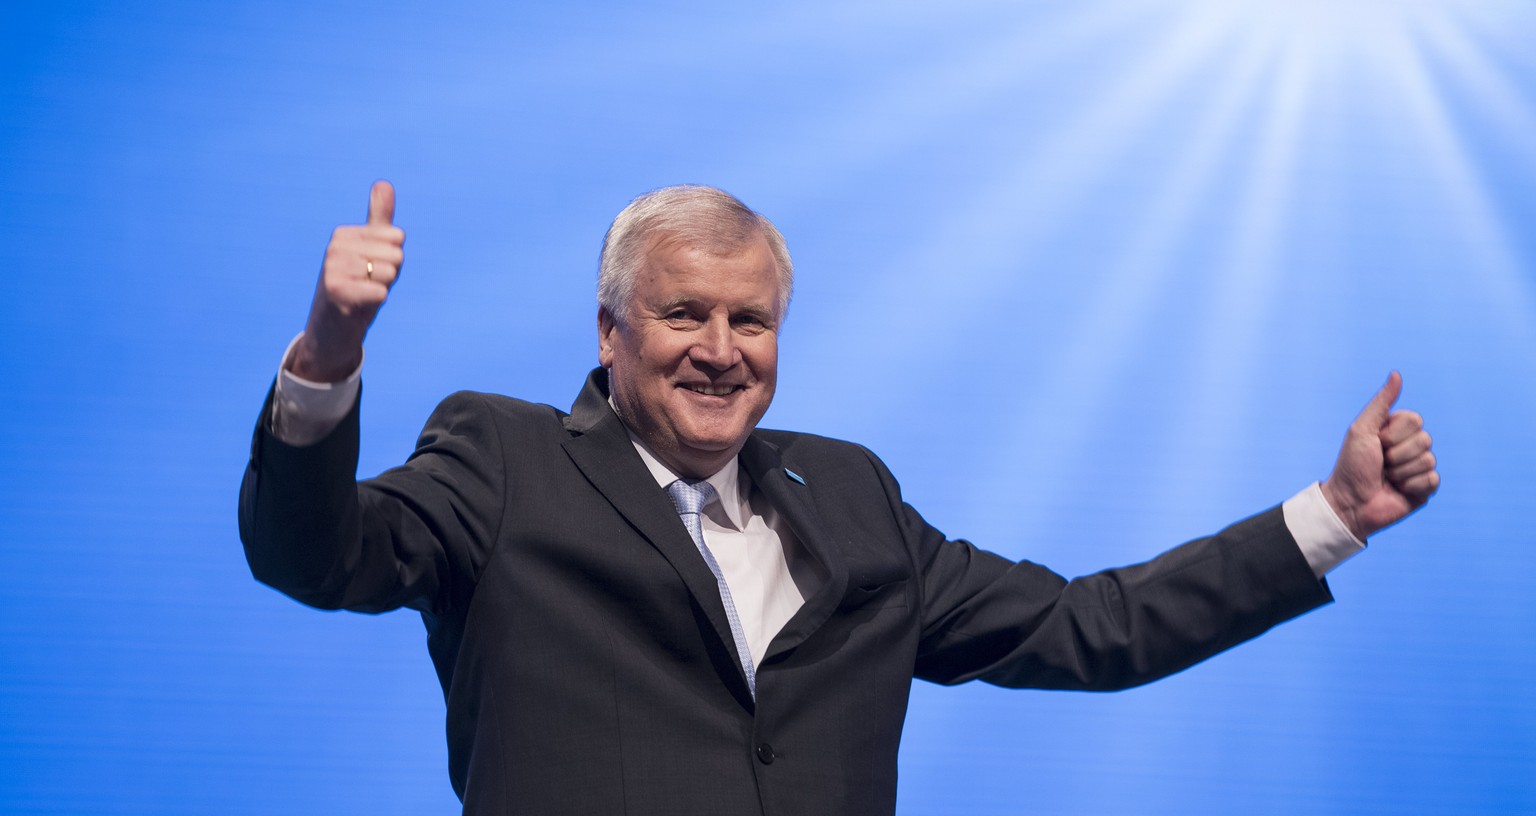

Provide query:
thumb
left=1356, top=370, right=1402, bottom=429
left=367, top=179, right=395, bottom=226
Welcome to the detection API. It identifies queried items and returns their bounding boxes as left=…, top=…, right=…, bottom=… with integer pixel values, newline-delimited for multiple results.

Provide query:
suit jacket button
left=756, top=743, right=776, bottom=765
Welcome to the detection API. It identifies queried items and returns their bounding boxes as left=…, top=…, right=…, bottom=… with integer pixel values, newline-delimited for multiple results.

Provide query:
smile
left=681, top=383, right=742, bottom=397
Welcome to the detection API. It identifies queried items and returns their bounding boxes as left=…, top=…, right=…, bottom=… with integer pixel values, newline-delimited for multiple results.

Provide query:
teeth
left=684, top=384, right=737, bottom=396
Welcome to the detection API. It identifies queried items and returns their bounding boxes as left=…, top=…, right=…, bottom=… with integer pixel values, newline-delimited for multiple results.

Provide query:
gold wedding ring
left=365, top=260, right=374, bottom=280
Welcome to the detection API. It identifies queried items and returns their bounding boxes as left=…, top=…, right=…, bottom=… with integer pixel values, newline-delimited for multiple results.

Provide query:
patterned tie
left=666, top=478, right=757, bottom=698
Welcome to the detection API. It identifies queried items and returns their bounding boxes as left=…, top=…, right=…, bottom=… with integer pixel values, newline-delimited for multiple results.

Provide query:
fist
left=288, top=180, right=406, bottom=382
left=1321, top=372, right=1440, bottom=540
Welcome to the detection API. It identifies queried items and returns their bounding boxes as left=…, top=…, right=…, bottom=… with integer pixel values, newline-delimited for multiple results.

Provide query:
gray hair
left=598, top=185, right=793, bottom=322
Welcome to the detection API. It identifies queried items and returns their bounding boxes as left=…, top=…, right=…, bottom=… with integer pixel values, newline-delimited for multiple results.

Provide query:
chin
left=679, top=431, right=745, bottom=454
left=676, top=422, right=751, bottom=455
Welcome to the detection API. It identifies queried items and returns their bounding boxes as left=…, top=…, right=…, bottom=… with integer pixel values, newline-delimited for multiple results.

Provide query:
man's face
left=599, top=232, right=781, bottom=479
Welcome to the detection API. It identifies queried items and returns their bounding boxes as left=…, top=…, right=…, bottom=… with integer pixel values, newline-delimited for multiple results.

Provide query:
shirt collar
left=612, top=396, right=749, bottom=530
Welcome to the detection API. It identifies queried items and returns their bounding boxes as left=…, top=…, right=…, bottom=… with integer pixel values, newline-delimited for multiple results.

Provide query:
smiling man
left=597, top=188, right=786, bottom=479
left=240, top=181, right=1439, bottom=815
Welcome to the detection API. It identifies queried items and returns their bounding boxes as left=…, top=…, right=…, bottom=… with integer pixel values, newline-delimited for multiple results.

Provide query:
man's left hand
left=1321, top=372, right=1440, bottom=541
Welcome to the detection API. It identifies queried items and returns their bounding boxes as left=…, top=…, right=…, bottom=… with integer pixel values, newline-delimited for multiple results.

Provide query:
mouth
left=679, top=383, right=744, bottom=397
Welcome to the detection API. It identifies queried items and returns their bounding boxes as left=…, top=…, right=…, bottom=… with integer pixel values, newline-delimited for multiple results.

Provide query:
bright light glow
left=1227, top=0, right=1418, bottom=49
left=788, top=0, right=1536, bottom=562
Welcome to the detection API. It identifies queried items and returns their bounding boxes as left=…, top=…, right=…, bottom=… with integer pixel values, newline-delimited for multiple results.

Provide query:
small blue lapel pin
left=784, top=467, right=806, bottom=485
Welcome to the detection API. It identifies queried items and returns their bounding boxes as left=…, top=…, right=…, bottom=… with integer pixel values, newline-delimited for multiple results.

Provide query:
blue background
left=2, top=1, right=1533, bottom=813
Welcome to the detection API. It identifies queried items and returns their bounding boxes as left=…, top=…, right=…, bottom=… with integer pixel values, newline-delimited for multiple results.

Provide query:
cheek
left=748, top=343, right=778, bottom=380
left=635, top=332, right=690, bottom=366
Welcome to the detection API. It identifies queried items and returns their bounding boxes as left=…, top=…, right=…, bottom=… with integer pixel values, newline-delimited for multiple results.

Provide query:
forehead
left=634, top=232, right=780, bottom=307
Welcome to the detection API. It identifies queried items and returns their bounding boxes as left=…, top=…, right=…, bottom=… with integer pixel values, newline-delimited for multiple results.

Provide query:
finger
left=327, top=226, right=405, bottom=263
left=356, top=240, right=405, bottom=268
left=1384, top=429, right=1432, bottom=466
left=361, top=224, right=406, bottom=247
left=1356, top=371, right=1402, bottom=430
left=1379, top=411, right=1424, bottom=447
left=323, top=231, right=400, bottom=274
left=360, top=259, right=401, bottom=287
left=368, top=180, right=395, bottom=226
left=1387, top=451, right=1436, bottom=482
left=1395, top=469, right=1440, bottom=504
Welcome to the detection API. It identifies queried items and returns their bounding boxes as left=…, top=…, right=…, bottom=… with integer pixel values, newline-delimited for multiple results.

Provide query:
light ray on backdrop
left=973, top=27, right=1276, bottom=543
left=1, top=0, right=1533, bottom=814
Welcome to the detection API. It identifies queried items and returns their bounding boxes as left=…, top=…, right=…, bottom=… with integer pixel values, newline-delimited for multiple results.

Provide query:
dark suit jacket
left=239, top=368, right=1332, bottom=815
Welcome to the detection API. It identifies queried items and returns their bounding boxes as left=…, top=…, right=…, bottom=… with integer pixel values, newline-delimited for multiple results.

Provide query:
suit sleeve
left=853, top=450, right=1335, bottom=691
left=238, top=385, right=506, bottom=616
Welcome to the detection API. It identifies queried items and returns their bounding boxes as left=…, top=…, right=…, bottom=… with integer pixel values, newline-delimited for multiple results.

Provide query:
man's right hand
left=287, top=180, right=405, bottom=383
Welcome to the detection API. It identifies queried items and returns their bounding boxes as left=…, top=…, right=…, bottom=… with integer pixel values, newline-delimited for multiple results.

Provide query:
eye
left=732, top=313, right=772, bottom=334
left=662, top=307, right=700, bottom=326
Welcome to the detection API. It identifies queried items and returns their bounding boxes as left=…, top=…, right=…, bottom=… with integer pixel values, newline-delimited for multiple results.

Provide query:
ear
left=597, top=306, right=617, bottom=368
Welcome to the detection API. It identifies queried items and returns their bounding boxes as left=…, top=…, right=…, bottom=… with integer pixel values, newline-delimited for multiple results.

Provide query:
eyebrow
left=655, top=297, right=695, bottom=313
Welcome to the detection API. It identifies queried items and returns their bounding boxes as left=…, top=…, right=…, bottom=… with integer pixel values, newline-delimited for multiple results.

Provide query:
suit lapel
left=560, top=370, right=753, bottom=699
left=740, top=435, right=849, bottom=661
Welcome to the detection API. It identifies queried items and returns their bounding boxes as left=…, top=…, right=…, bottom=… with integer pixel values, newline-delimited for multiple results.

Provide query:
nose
left=690, top=315, right=739, bottom=370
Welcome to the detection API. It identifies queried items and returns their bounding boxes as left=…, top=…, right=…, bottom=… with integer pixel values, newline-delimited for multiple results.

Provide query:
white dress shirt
left=624, top=433, right=823, bottom=665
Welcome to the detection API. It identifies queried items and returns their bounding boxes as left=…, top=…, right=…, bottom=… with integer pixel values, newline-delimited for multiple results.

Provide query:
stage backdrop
left=3, top=1, right=1533, bottom=813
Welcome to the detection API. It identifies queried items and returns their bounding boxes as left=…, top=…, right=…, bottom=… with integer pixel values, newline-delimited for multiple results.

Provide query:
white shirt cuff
left=270, top=333, right=362, bottom=446
left=1282, top=481, right=1365, bottom=578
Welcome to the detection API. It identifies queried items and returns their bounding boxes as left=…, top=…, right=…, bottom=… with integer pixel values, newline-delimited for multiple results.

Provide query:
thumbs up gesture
left=288, top=181, right=406, bottom=382
left=1320, top=372, right=1440, bottom=540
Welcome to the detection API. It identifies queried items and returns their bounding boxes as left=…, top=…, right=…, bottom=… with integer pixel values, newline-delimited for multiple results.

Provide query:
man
left=240, top=181, right=1439, bottom=815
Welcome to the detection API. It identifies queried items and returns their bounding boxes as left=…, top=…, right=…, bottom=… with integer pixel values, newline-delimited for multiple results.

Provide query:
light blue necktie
left=666, top=479, right=757, bottom=698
